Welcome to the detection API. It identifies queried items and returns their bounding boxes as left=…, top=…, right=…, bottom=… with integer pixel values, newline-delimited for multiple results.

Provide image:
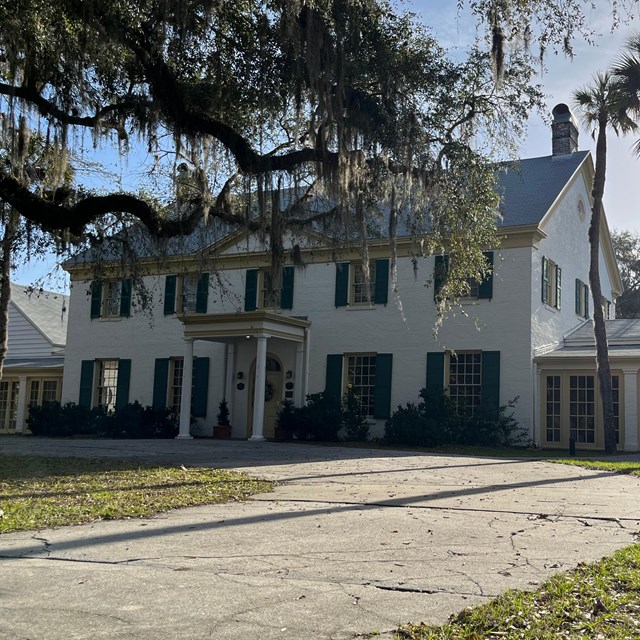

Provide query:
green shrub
left=341, top=387, right=370, bottom=441
left=275, top=392, right=342, bottom=441
left=384, top=389, right=521, bottom=447
left=27, top=401, right=178, bottom=439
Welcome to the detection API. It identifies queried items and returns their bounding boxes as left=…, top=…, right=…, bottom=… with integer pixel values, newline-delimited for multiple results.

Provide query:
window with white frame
left=569, top=375, right=595, bottom=444
left=0, top=380, right=20, bottom=430
left=575, top=279, right=589, bottom=318
left=346, top=354, right=376, bottom=416
left=180, top=274, right=200, bottom=313
left=96, top=360, right=119, bottom=411
left=448, top=352, right=482, bottom=415
left=352, top=264, right=376, bottom=304
left=612, top=374, right=620, bottom=444
left=542, top=257, right=561, bottom=309
left=545, top=375, right=561, bottom=443
left=260, top=271, right=281, bottom=308
left=102, top=281, right=122, bottom=317
left=169, top=358, right=184, bottom=413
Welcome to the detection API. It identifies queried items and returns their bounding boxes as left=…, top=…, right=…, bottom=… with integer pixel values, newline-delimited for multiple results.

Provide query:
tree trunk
left=0, top=208, right=18, bottom=381
left=590, top=114, right=616, bottom=454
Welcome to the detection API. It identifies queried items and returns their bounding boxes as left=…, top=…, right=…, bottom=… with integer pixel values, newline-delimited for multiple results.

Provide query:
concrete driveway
left=1, top=438, right=639, bottom=640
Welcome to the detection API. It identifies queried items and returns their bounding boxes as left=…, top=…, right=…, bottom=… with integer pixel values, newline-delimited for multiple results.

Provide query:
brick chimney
left=552, top=103, right=579, bottom=156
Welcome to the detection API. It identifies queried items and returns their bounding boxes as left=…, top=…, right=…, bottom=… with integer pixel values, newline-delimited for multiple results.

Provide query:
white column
left=250, top=334, right=268, bottom=441
left=623, top=369, right=638, bottom=452
left=15, top=375, right=27, bottom=433
left=225, top=343, right=235, bottom=424
left=303, top=327, right=311, bottom=402
left=177, top=339, right=194, bottom=440
left=533, top=364, right=540, bottom=448
left=294, top=342, right=305, bottom=407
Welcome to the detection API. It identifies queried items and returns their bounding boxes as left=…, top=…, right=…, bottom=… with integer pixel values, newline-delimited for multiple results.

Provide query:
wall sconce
left=286, top=370, right=293, bottom=379
left=236, top=371, right=244, bottom=380
left=245, top=335, right=251, bottom=340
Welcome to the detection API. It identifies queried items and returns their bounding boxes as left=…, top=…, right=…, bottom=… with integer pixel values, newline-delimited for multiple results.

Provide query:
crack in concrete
left=29, top=535, right=51, bottom=557
left=369, top=582, right=494, bottom=599
left=259, top=496, right=640, bottom=525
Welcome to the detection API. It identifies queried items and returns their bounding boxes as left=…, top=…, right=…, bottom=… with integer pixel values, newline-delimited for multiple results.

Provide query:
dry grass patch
left=0, top=455, right=272, bottom=532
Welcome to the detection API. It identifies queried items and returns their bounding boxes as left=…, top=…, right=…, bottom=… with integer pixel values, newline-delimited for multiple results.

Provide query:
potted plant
left=213, top=400, right=232, bottom=439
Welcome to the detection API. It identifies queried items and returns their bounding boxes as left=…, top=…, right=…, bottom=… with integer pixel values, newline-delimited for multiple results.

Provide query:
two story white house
left=60, top=104, right=633, bottom=451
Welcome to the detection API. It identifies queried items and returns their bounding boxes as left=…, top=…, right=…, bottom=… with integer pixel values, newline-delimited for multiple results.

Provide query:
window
left=575, top=279, right=589, bottom=318
left=152, top=356, right=210, bottom=417
left=346, top=354, right=377, bottom=417
left=96, top=360, right=119, bottom=411
left=448, top=352, right=482, bottom=415
left=0, top=380, right=20, bottom=430
left=325, top=353, right=393, bottom=419
left=28, top=378, right=61, bottom=407
left=335, top=260, right=389, bottom=307
left=79, top=359, right=131, bottom=410
left=434, top=253, right=494, bottom=302
left=90, top=279, right=132, bottom=319
left=352, top=264, right=376, bottom=304
left=542, top=257, right=561, bottom=309
left=612, top=374, right=620, bottom=445
left=245, top=267, right=294, bottom=311
left=545, top=375, right=561, bottom=443
left=569, top=375, right=595, bottom=444
left=164, top=273, right=209, bottom=315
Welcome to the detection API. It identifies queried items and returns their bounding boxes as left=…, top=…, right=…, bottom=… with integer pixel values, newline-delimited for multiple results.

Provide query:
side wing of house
left=1, top=290, right=68, bottom=433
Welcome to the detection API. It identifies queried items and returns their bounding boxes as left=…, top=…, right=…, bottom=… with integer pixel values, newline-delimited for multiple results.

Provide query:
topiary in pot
left=213, top=400, right=232, bottom=438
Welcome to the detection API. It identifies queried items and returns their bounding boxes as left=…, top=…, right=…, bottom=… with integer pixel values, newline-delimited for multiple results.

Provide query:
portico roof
left=180, top=311, right=311, bottom=342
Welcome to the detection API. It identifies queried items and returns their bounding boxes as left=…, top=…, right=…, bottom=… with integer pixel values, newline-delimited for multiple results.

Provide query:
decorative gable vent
left=577, top=198, right=586, bottom=221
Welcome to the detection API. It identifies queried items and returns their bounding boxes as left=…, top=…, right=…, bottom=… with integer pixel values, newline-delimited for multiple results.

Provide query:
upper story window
left=574, top=278, right=589, bottom=318
left=90, top=279, right=132, bottom=319
left=163, top=273, right=209, bottom=315
left=335, top=259, right=389, bottom=307
left=244, top=267, right=294, bottom=311
left=433, top=252, right=494, bottom=302
left=541, top=256, right=561, bottom=309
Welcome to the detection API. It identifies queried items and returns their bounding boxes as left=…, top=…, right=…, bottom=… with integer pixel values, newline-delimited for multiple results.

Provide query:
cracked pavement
left=1, top=438, right=639, bottom=639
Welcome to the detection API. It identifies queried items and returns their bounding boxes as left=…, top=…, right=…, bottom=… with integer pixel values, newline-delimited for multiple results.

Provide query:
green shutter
left=584, top=284, right=590, bottom=318
left=119, top=278, right=132, bottom=317
left=434, top=255, right=448, bottom=301
left=541, top=256, right=549, bottom=304
left=196, top=272, right=209, bottom=313
left=281, top=266, right=295, bottom=309
left=575, top=278, right=582, bottom=315
left=373, top=353, right=393, bottom=419
left=335, top=263, right=349, bottom=307
left=478, top=251, right=494, bottom=299
left=152, top=359, right=170, bottom=409
left=90, top=281, right=102, bottom=319
left=115, top=359, right=131, bottom=410
left=192, top=357, right=210, bottom=417
left=555, top=266, right=562, bottom=309
left=164, top=275, right=177, bottom=315
left=325, top=354, right=343, bottom=405
left=79, top=360, right=94, bottom=408
left=245, top=269, right=258, bottom=311
left=374, top=259, right=389, bottom=305
left=426, top=352, right=445, bottom=394
left=481, top=351, right=500, bottom=418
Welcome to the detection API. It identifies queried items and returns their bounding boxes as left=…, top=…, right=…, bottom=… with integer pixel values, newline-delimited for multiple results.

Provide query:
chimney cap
left=552, top=103, right=579, bottom=127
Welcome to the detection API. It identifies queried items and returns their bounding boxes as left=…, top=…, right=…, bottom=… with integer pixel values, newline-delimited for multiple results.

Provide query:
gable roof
left=10, top=285, right=69, bottom=347
left=495, top=151, right=590, bottom=227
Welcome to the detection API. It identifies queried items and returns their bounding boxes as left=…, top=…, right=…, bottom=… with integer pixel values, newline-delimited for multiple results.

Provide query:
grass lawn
left=0, top=455, right=272, bottom=533
left=396, top=543, right=640, bottom=640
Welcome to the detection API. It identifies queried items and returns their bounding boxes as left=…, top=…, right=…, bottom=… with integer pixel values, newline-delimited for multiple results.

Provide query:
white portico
left=177, top=311, right=311, bottom=440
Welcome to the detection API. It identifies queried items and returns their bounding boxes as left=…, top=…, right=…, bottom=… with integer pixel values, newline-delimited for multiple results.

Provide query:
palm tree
left=573, top=72, right=638, bottom=454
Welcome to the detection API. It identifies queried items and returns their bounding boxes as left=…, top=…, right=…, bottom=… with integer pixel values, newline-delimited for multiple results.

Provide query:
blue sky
left=12, top=1, right=640, bottom=287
